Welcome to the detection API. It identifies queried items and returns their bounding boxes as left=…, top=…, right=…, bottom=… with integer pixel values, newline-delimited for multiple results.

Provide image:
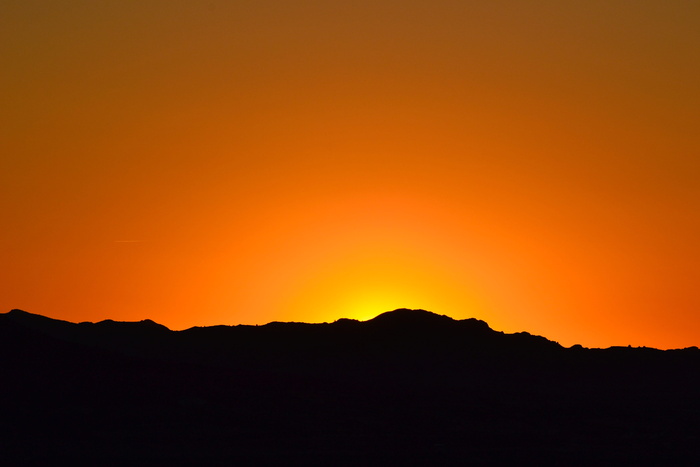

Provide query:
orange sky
left=2, top=1, right=699, bottom=348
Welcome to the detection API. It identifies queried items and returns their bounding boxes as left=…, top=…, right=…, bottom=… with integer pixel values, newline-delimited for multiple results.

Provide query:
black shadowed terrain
left=1, top=308, right=699, bottom=465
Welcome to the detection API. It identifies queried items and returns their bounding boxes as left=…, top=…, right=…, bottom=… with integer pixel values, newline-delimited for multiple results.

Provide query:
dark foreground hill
left=2, top=308, right=699, bottom=465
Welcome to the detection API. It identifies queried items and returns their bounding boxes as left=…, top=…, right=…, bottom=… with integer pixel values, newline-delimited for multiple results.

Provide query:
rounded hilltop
left=365, top=308, right=454, bottom=325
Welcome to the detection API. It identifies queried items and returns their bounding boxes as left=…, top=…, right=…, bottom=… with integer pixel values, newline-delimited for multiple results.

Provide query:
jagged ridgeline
left=2, top=308, right=700, bottom=464
left=1, top=308, right=563, bottom=366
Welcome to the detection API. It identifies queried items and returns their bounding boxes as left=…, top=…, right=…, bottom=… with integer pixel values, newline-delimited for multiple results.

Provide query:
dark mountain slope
left=1, top=308, right=699, bottom=465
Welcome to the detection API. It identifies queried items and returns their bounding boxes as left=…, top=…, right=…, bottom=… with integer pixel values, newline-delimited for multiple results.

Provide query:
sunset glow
left=2, top=1, right=699, bottom=348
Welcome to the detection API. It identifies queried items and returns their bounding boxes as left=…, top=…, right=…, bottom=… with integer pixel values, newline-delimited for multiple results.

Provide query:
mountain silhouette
left=367, top=307, right=454, bottom=325
left=2, top=308, right=699, bottom=465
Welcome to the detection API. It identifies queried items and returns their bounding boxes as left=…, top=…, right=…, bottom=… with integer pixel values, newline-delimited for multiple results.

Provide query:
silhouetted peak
left=7, top=309, right=54, bottom=321
left=8, top=309, right=29, bottom=316
left=94, top=318, right=170, bottom=332
left=456, top=317, right=493, bottom=333
left=3, top=308, right=75, bottom=328
left=333, top=318, right=360, bottom=325
left=367, top=309, right=454, bottom=326
left=140, top=318, right=168, bottom=328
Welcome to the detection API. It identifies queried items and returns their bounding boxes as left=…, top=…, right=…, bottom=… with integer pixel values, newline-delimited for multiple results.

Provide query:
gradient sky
left=2, top=1, right=699, bottom=348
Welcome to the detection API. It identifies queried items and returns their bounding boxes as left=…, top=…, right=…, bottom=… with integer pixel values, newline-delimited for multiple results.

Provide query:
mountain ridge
left=4, top=307, right=699, bottom=353
left=2, top=307, right=546, bottom=351
left=2, top=307, right=700, bottom=464
left=4, top=308, right=699, bottom=373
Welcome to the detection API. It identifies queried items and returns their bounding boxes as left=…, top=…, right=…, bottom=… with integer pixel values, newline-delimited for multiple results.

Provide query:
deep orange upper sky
left=2, top=1, right=699, bottom=348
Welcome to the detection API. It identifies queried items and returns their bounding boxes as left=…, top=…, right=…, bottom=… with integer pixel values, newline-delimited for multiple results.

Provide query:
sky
left=2, top=1, right=699, bottom=348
